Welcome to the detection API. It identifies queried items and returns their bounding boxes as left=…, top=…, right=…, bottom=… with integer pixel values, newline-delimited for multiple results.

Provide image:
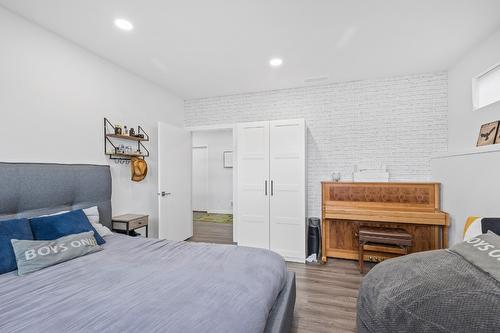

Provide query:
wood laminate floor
left=188, top=220, right=372, bottom=332
left=288, top=260, right=370, bottom=333
left=189, top=221, right=234, bottom=244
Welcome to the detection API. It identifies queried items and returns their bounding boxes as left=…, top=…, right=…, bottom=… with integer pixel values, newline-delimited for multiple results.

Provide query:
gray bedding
left=0, top=234, right=288, bottom=333
left=357, top=236, right=500, bottom=332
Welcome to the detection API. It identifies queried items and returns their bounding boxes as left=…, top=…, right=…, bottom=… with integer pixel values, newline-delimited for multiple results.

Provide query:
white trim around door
left=187, top=123, right=238, bottom=243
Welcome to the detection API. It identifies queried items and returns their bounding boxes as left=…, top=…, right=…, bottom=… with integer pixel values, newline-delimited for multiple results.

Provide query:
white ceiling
left=1, top=0, right=500, bottom=99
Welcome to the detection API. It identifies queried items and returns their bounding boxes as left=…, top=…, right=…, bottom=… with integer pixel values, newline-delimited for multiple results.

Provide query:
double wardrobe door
left=236, top=119, right=306, bottom=262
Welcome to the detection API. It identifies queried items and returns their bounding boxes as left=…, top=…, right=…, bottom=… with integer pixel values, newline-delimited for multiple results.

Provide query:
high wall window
left=473, top=63, right=500, bottom=110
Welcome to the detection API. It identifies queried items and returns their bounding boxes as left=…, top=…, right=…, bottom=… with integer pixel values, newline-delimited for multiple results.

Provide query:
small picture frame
left=496, top=125, right=500, bottom=145
left=477, top=121, right=499, bottom=147
left=223, top=151, right=233, bottom=168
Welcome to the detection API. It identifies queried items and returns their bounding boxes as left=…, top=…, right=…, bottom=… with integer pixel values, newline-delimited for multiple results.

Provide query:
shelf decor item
left=476, top=121, right=499, bottom=147
left=104, top=118, right=150, bottom=162
left=331, top=172, right=341, bottom=182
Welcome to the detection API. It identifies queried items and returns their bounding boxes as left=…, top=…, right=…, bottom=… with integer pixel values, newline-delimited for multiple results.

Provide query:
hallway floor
left=189, top=220, right=234, bottom=244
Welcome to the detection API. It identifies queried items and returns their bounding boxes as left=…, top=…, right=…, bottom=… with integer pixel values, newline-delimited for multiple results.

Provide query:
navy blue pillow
left=30, top=210, right=105, bottom=245
left=481, top=218, right=500, bottom=236
left=0, top=218, right=34, bottom=274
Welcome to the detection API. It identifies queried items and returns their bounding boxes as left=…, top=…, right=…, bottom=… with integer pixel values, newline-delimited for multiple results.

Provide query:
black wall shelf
left=104, top=118, right=150, bottom=161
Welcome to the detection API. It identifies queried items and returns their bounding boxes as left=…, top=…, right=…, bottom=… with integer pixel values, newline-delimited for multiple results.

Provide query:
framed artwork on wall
left=476, top=121, right=499, bottom=146
left=223, top=150, right=233, bottom=168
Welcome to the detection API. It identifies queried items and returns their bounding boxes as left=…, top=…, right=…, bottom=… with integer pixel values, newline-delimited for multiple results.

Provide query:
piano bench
left=358, top=227, right=412, bottom=273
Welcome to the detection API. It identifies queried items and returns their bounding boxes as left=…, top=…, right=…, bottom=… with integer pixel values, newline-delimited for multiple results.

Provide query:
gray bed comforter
left=357, top=234, right=500, bottom=333
left=0, top=234, right=287, bottom=333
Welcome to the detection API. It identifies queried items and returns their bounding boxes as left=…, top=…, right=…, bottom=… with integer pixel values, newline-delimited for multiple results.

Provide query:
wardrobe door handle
left=265, top=180, right=268, bottom=196
left=271, top=180, right=274, bottom=196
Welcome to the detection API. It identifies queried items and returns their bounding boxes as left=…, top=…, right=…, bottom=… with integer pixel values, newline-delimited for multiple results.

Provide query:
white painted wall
left=431, top=150, right=500, bottom=246
left=185, top=73, right=448, bottom=217
left=431, top=27, right=500, bottom=245
left=191, top=146, right=208, bottom=211
left=0, top=7, right=184, bottom=237
left=192, top=130, right=233, bottom=214
left=448, top=27, right=500, bottom=151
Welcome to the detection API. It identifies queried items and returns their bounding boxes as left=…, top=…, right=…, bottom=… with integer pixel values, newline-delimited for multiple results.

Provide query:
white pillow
left=82, top=206, right=113, bottom=237
left=38, top=210, right=69, bottom=217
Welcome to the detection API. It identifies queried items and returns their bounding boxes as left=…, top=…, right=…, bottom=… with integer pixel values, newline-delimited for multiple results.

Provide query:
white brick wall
left=185, top=72, right=448, bottom=217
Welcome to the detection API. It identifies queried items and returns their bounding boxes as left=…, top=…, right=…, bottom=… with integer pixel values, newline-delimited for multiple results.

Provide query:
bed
left=357, top=236, right=500, bottom=332
left=0, top=162, right=296, bottom=333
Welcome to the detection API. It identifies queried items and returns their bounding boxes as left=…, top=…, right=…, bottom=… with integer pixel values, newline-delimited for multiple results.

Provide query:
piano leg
left=358, top=242, right=365, bottom=273
left=442, top=224, right=449, bottom=248
left=321, top=218, right=328, bottom=264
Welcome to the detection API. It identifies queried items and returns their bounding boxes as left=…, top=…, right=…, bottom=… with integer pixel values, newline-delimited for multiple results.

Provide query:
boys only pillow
left=11, top=231, right=102, bottom=275
left=449, top=231, right=500, bottom=282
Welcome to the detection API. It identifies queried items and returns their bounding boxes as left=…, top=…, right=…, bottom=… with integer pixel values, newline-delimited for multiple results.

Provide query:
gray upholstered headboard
left=0, top=163, right=112, bottom=228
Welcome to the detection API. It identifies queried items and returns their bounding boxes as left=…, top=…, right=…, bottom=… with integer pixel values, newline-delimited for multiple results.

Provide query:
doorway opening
left=190, top=128, right=234, bottom=244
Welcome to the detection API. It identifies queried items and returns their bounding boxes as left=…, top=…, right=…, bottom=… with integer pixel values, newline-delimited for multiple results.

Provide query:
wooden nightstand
left=112, top=214, right=149, bottom=237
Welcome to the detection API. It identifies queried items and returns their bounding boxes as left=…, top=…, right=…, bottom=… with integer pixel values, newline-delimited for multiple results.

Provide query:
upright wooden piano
left=321, top=182, right=449, bottom=263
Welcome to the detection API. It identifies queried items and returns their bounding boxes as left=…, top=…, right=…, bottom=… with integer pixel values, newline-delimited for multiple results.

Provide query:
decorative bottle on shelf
left=124, top=126, right=128, bottom=135
left=331, top=172, right=341, bottom=182
left=129, top=127, right=135, bottom=136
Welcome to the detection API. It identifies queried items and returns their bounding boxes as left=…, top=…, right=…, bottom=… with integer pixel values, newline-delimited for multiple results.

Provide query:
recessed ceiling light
left=114, top=18, right=134, bottom=31
left=269, top=58, right=283, bottom=67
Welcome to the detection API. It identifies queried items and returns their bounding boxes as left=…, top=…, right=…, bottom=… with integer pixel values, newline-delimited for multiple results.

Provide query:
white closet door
left=236, top=121, right=270, bottom=249
left=269, top=119, right=306, bottom=262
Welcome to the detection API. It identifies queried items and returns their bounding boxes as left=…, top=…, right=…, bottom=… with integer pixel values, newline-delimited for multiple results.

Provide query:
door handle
left=158, top=191, right=172, bottom=197
left=265, top=180, right=268, bottom=196
left=271, top=180, right=274, bottom=196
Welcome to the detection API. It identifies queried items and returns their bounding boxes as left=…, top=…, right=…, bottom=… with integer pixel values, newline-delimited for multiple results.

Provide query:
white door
left=236, top=121, right=270, bottom=249
left=158, top=122, right=193, bottom=241
left=192, top=146, right=208, bottom=212
left=269, top=119, right=306, bottom=262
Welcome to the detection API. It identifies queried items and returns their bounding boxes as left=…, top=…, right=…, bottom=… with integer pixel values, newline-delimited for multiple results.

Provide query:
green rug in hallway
left=193, top=212, right=233, bottom=224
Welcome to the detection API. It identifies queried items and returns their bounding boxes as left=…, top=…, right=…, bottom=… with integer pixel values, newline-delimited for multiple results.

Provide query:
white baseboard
left=272, top=249, right=306, bottom=263
left=207, top=209, right=233, bottom=214
left=283, top=256, right=306, bottom=263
